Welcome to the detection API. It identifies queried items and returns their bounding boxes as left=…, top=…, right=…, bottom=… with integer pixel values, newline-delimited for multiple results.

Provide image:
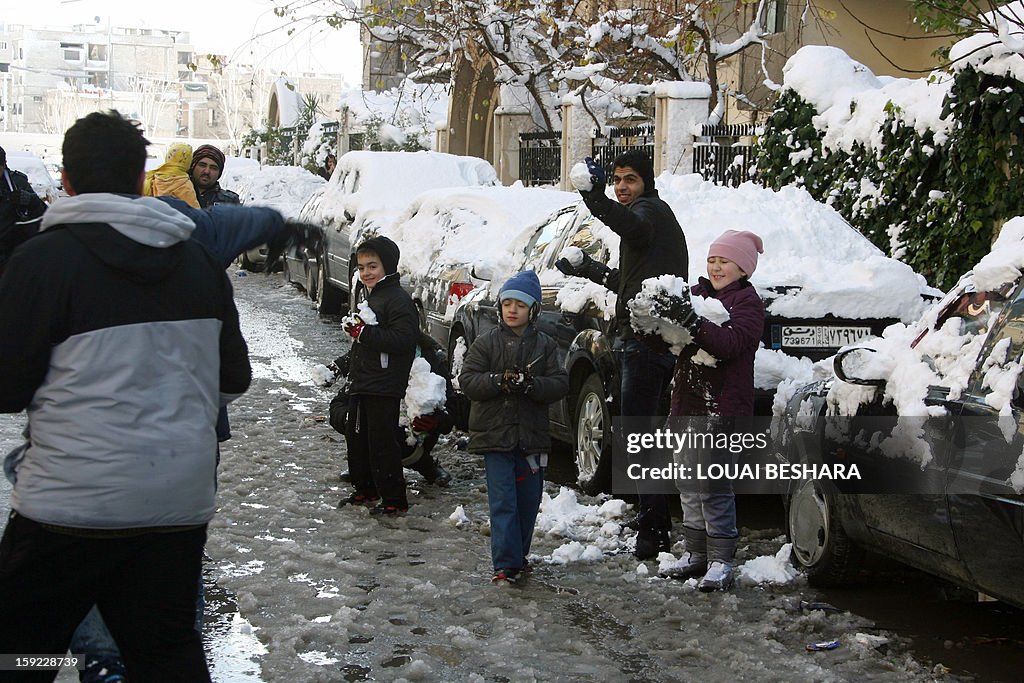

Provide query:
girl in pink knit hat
left=660, top=229, right=764, bottom=592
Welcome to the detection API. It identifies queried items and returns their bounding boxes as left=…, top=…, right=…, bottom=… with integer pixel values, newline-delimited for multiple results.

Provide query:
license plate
left=781, top=325, right=872, bottom=349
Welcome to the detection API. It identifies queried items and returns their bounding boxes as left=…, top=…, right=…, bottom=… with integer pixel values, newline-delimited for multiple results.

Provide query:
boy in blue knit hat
left=459, top=270, right=569, bottom=583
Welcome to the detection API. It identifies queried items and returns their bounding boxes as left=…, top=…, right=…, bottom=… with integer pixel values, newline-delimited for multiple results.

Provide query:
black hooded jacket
left=581, top=187, right=688, bottom=338
left=347, top=236, right=419, bottom=398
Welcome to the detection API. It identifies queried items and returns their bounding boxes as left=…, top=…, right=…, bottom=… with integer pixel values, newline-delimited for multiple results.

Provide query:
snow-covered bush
left=756, top=43, right=1024, bottom=290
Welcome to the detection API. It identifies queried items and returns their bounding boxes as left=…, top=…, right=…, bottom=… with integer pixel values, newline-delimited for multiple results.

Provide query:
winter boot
left=634, top=525, right=672, bottom=560
left=698, top=535, right=738, bottom=592
left=425, top=463, right=453, bottom=487
left=659, top=526, right=708, bottom=580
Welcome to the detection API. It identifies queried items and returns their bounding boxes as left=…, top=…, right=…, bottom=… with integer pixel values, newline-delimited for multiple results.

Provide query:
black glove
left=497, top=369, right=533, bottom=394
left=674, top=290, right=700, bottom=334
left=16, top=189, right=36, bottom=210
left=585, top=156, right=606, bottom=188
left=264, top=220, right=323, bottom=274
left=555, top=250, right=611, bottom=286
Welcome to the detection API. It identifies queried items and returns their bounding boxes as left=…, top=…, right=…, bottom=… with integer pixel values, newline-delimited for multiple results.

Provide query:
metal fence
left=518, top=131, right=562, bottom=187
left=692, top=124, right=759, bottom=187
left=591, top=124, right=655, bottom=173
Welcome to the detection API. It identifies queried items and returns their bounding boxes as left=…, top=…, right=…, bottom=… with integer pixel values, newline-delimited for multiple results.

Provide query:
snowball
left=559, top=245, right=585, bottom=267
left=310, top=363, right=336, bottom=386
left=569, top=162, right=593, bottom=192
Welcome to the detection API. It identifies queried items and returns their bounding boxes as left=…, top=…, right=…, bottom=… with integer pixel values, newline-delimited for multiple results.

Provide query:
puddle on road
left=203, top=568, right=267, bottom=682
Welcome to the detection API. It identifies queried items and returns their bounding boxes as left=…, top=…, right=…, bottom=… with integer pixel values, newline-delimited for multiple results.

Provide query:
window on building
left=89, top=72, right=109, bottom=89
left=763, top=0, right=787, bottom=34
left=88, top=44, right=107, bottom=61
left=61, top=42, right=84, bottom=62
left=177, top=51, right=192, bottom=65
left=0, top=41, right=8, bottom=50
left=209, top=109, right=217, bottom=126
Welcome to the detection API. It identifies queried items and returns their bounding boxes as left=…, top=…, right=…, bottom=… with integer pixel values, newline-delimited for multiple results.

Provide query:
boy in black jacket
left=330, top=331, right=464, bottom=486
left=340, top=235, right=419, bottom=516
left=459, top=270, right=568, bottom=583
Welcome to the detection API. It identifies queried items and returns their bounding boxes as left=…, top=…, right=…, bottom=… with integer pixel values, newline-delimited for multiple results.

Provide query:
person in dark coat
left=189, top=144, right=241, bottom=208
left=556, top=150, right=688, bottom=559
left=330, top=331, right=462, bottom=486
left=319, top=153, right=337, bottom=181
left=0, top=145, right=47, bottom=274
left=459, top=270, right=569, bottom=583
left=340, top=235, right=419, bottom=516
left=660, top=230, right=764, bottom=592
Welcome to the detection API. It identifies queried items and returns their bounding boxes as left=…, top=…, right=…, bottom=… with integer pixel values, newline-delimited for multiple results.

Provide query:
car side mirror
left=833, top=347, right=886, bottom=387
left=471, top=265, right=493, bottom=281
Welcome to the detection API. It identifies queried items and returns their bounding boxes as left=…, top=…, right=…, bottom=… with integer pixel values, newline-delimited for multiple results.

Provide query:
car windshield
left=914, top=282, right=1016, bottom=347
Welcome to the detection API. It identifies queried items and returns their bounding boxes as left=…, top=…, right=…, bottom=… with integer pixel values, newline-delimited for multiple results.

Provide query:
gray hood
left=42, top=193, right=195, bottom=247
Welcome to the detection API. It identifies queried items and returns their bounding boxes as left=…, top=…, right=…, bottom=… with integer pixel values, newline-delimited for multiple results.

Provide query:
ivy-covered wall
left=755, top=66, right=1024, bottom=291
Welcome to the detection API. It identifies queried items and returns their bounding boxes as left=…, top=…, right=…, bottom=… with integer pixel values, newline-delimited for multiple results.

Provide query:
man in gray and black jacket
left=0, top=111, right=250, bottom=681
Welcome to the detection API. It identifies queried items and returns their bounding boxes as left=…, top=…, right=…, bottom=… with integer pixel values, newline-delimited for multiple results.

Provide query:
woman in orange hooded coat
left=143, top=143, right=200, bottom=208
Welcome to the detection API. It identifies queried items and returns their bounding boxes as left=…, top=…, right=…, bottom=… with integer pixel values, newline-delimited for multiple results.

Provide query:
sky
left=3, top=0, right=363, bottom=85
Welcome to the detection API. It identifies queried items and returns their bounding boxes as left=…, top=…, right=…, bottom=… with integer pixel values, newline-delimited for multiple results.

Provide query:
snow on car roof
left=316, top=151, right=499, bottom=234
left=657, top=174, right=933, bottom=322
left=387, top=184, right=577, bottom=280
left=231, top=165, right=326, bottom=219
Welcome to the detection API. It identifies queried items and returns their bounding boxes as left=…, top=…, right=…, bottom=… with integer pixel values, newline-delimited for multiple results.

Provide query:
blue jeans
left=484, top=452, right=544, bottom=571
left=619, top=338, right=676, bottom=533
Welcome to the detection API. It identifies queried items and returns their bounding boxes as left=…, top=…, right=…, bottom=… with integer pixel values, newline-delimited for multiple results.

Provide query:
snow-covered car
left=303, top=150, right=499, bottom=315
left=5, top=151, right=59, bottom=203
left=447, top=177, right=936, bottom=494
left=284, top=186, right=328, bottom=297
left=232, top=165, right=326, bottom=271
left=775, top=217, right=1024, bottom=608
left=387, top=185, right=577, bottom=338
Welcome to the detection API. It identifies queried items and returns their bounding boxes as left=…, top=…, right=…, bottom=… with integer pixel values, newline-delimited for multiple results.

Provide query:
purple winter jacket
left=670, top=277, right=764, bottom=418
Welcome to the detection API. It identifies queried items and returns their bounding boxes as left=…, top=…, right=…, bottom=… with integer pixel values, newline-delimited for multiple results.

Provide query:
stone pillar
left=492, top=109, right=534, bottom=185
left=339, top=106, right=351, bottom=156
left=654, top=82, right=711, bottom=177
left=434, top=120, right=450, bottom=154
left=559, top=100, right=603, bottom=191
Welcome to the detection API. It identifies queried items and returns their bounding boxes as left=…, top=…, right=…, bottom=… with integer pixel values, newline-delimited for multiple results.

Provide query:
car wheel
left=239, top=250, right=259, bottom=273
left=786, top=478, right=862, bottom=586
left=315, top=250, right=344, bottom=315
left=574, top=373, right=611, bottom=496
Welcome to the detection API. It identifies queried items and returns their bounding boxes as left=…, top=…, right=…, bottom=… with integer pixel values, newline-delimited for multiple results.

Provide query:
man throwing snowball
left=555, top=151, right=688, bottom=560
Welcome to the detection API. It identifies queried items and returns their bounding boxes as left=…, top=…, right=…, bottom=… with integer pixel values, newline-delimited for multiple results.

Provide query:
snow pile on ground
left=232, top=166, right=326, bottom=219
left=533, top=488, right=630, bottom=561
left=737, top=543, right=800, bottom=587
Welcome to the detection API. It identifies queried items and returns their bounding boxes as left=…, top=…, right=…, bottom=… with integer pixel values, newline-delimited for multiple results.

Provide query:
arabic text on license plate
left=782, top=326, right=872, bottom=348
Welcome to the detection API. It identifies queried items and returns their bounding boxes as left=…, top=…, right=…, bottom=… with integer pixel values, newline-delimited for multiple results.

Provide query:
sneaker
left=80, top=656, right=127, bottom=683
left=521, top=558, right=533, bottom=574
left=491, top=568, right=520, bottom=584
left=339, top=470, right=352, bottom=483
left=658, top=551, right=708, bottom=581
left=338, top=492, right=380, bottom=508
left=697, top=561, right=734, bottom=592
left=368, top=503, right=408, bottom=517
